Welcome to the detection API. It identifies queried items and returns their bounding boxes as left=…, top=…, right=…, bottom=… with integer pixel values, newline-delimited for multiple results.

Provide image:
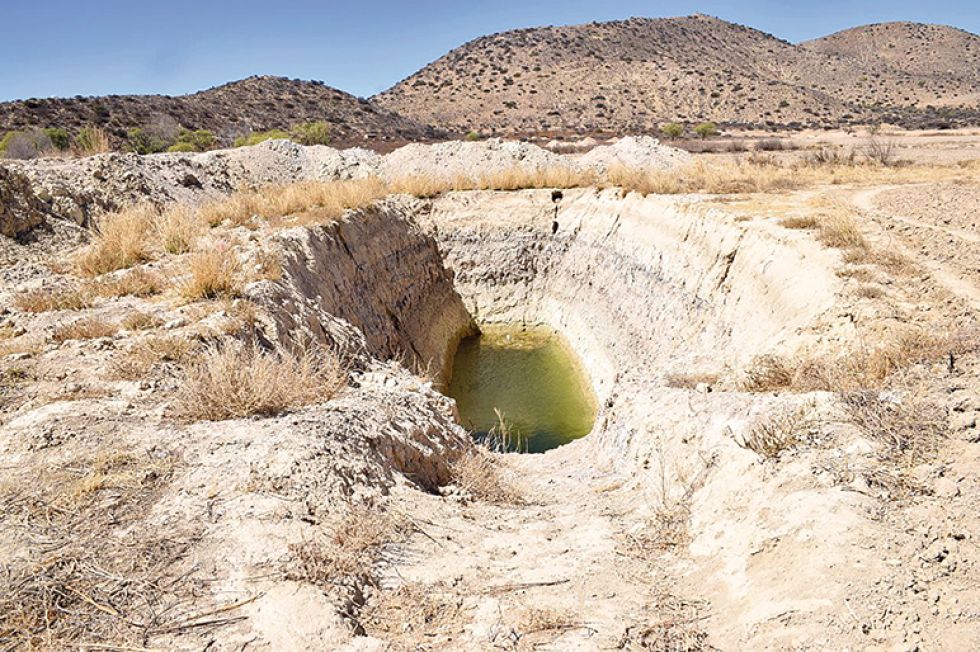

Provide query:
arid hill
left=0, top=76, right=440, bottom=149
left=375, top=14, right=980, bottom=134
left=803, top=21, right=980, bottom=82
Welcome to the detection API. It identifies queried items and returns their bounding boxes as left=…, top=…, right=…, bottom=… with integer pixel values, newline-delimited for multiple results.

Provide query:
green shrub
left=290, top=121, right=330, bottom=146
left=464, top=130, right=481, bottom=142
left=233, top=130, right=290, bottom=148
left=127, top=127, right=170, bottom=154
left=74, top=126, right=111, bottom=155
left=170, top=128, right=216, bottom=152
left=44, top=127, right=70, bottom=150
left=660, top=123, right=684, bottom=139
left=694, top=122, right=719, bottom=139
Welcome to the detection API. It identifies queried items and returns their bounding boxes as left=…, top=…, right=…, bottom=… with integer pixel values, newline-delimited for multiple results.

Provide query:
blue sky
left=2, top=1, right=977, bottom=102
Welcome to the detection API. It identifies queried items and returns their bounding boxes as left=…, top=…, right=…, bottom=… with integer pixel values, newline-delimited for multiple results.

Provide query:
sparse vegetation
left=450, top=449, right=522, bottom=503
left=76, top=205, right=157, bottom=276
left=13, top=287, right=90, bottom=313
left=660, top=122, right=684, bottom=139
left=156, top=205, right=203, bottom=253
left=179, top=245, right=242, bottom=300
left=233, top=129, right=291, bottom=147
left=171, top=343, right=346, bottom=421
left=290, top=121, right=330, bottom=146
left=693, top=122, right=719, bottom=139
left=51, top=316, right=118, bottom=343
left=73, top=126, right=111, bottom=156
left=169, top=128, right=217, bottom=153
left=738, top=402, right=820, bottom=460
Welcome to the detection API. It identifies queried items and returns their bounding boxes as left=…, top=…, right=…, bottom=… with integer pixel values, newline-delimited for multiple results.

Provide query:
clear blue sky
left=2, top=0, right=977, bottom=102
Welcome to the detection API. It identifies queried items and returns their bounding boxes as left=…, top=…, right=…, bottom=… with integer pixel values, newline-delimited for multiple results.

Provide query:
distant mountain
left=374, top=14, right=980, bottom=134
left=0, top=76, right=441, bottom=149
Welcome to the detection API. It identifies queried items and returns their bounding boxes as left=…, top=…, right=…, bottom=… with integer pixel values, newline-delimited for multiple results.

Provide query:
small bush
left=90, top=268, right=167, bottom=298
left=121, top=311, right=163, bottom=331
left=290, top=121, right=330, bottom=146
left=179, top=246, right=242, bottom=300
left=171, top=343, right=346, bottom=421
left=694, top=122, right=719, bottom=139
left=450, top=450, right=521, bottom=504
left=156, top=205, right=203, bottom=254
left=127, top=127, right=170, bottom=154
left=738, top=403, right=819, bottom=460
left=169, top=128, right=216, bottom=152
left=76, top=205, right=156, bottom=276
left=13, top=288, right=90, bottom=313
left=233, top=129, right=290, bottom=147
left=0, top=129, right=53, bottom=159
left=52, top=317, right=117, bottom=343
left=73, top=126, right=111, bottom=156
left=660, top=122, right=684, bottom=139
left=756, top=138, right=784, bottom=151
left=44, top=127, right=70, bottom=150
left=109, top=335, right=194, bottom=380
left=464, top=130, right=481, bottom=141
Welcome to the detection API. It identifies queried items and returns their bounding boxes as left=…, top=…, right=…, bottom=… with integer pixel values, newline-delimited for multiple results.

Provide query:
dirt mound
left=579, top=135, right=691, bottom=172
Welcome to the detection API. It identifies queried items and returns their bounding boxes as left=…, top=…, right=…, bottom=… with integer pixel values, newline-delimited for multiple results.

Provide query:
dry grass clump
left=0, top=449, right=186, bottom=649
left=620, top=593, right=714, bottom=652
left=76, top=205, right=157, bottom=276
left=13, top=287, right=90, bottom=313
left=109, top=335, right=194, bottom=380
left=741, top=328, right=976, bottom=393
left=387, top=174, right=453, bottom=198
left=475, top=165, right=596, bottom=191
left=624, top=505, right=691, bottom=554
left=90, top=267, right=168, bottom=298
left=288, top=504, right=405, bottom=588
left=198, top=177, right=388, bottom=227
left=664, top=372, right=719, bottom=389
left=120, top=310, right=163, bottom=331
left=179, top=246, right=242, bottom=300
left=51, top=316, right=117, bottom=343
left=156, top=205, right=203, bottom=254
left=738, top=402, right=820, bottom=460
left=450, top=449, right=522, bottom=504
left=171, top=343, right=346, bottom=421
left=360, top=582, right=464, bottom=644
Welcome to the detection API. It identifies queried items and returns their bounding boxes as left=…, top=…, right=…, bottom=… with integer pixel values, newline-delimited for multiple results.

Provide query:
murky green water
left=446, top=325, right=596, bottom=453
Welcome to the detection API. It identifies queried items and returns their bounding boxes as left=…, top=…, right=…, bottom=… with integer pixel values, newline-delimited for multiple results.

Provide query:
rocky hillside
left=375, top=14, right=980, bottom=133
left=803, top=22, right=980, bottom=82
left=0, top=76, right=440, bottom=149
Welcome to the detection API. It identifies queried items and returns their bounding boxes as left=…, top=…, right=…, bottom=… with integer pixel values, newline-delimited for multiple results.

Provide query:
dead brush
left=13, top=287, right=91, bottom=313
left=108, top=335, right=195, bottom=380
left=360, top=582, right=464, bottom=644
left=737, top=402, right=820, bottom=460
left=76, top=205, right=157, bottom=276
left=288, top=504, right=406, bottom=588
left=0, top=449, right=190, bottom=649
left=664, top=372, right=719, bottom=389
left=450, top=449, right=522, bottom=504
left=170, top=342, right=347, bottom=421
left=51, top=316, right=118, bottom=343
left=179, top=245, right=242, bottom=300
left=89, top=267, right=168, bottom=298
left=120, top=310, right=163, bottom=331
left=156, top=205, right=204, bottom=254
left=620, top=593, right=715, bottom=652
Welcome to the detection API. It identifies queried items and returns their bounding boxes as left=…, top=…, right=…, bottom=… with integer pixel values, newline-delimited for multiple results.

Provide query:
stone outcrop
left=0, top=166, right=46, bottom=238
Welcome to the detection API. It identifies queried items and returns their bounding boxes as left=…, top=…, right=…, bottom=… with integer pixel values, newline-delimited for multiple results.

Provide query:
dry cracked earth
left=0, top=135, right=979, bottom=651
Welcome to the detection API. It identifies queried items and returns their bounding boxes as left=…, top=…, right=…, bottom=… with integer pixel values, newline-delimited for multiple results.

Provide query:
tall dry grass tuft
left=475, top=165, right=596, bottom=191
left=13, top=288, right=90, bottom=313
left=157, top=205, right=203, bottom=254
left=72, top=126, right=111, bottom=156
left=171, top=343, right=346, bottom=421
left=51, top=317, right=118, bottom=343
left=179, top=245, right=242, bottom=300
left=76, top=205, right=157, bottom=276
left=450, top=449, right=522, bottom=504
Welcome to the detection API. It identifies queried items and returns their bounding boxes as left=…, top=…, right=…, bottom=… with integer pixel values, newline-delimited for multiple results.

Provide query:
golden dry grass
left=450, top=449, right=522, bottom=504
left=288, top=504, right=404, bottom=587
left=171, top=343, right=346, bottom=421
left=120, top=310, right=163, bottom=331
left=51, top=317, right=117, bottom=343
left=89, top=268, right=168, bottom=298
left=13, top=288, right=90, bottom=313
left=156, top=205, right=204, bottom=254
left=361, top=582, right=464, bottom=645
left=179, top=246, right=242, bottom=300
left=76, top=205, right=157, bottom=276
left=108, top=335, right=195, bottom=380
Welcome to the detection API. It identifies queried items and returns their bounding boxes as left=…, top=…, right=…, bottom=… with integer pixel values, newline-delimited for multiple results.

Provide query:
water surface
left=446, top=325, right=596, bottom=453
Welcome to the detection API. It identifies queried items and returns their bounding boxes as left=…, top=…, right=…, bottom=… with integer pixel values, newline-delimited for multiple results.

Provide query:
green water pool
left=446, top=325, right=597, bottom=453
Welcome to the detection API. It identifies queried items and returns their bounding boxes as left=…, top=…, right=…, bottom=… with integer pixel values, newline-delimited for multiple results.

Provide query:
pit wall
left=423, top=188, right=842, bottom=402
left=253, top=202, right=476, bottom=377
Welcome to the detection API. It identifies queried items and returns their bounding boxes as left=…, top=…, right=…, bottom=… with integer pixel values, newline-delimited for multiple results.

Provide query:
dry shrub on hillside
left=51, top=316, right=117, bottom=343
left=0, top=449, right=186, bottom=649
left=120, top=310, right=163, bottom=331
left=171, top=343, right=346, bottom=421
left=77, top=205, right=157, bottom=276
left=361, top=582, right=464, bottom=644
left=156, top=205, right=203, bottom=254
left=179, top=246, right=242, bottom=300
left=450, top=449, right=522, bottom=504
left=738, top=402, right=820, bottom=460
left=109, top=335, right=194, bottom=380
left=90, top=267, right=168, bottom=298
left=742, top=328, right=975, bottom=393
left=13, top=287, right=90, bottom=313
left=288, top=504, right=405, bottom=588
